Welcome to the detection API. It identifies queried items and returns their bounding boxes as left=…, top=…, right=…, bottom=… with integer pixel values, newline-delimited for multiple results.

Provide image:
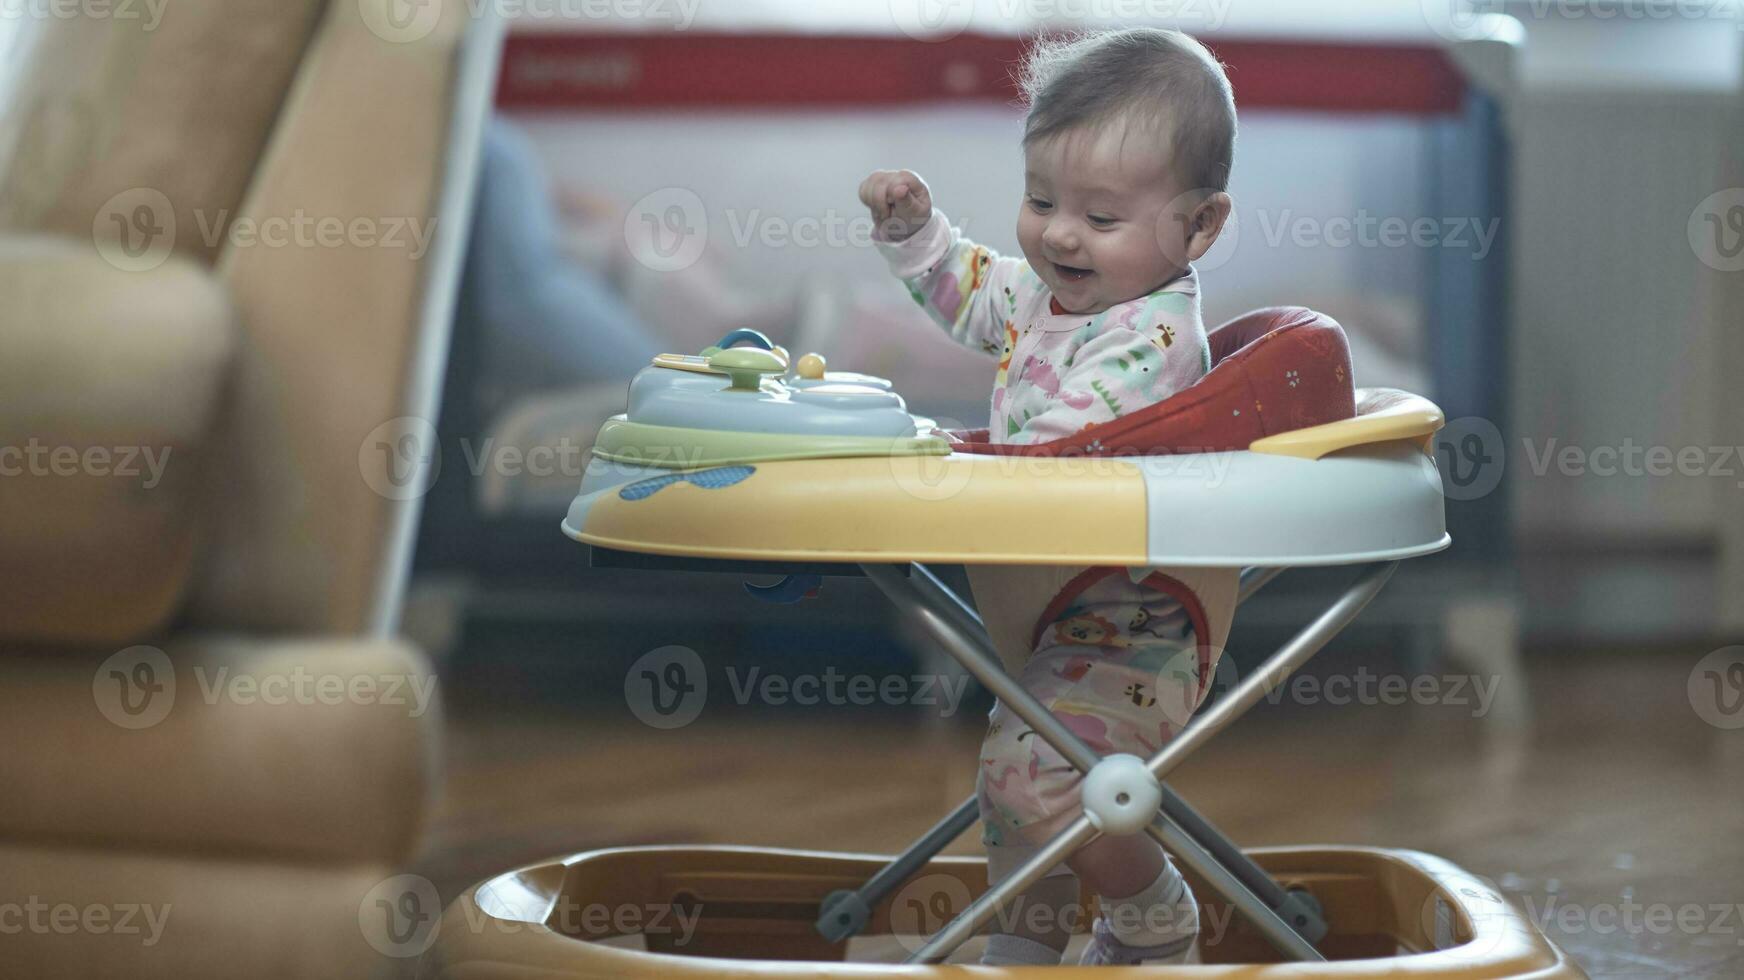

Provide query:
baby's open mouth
left=1052, top=262, right=1094, bottom=282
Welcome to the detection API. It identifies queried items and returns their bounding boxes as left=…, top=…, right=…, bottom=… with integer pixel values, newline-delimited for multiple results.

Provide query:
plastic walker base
left=421, top=844, right=1588, bottom=977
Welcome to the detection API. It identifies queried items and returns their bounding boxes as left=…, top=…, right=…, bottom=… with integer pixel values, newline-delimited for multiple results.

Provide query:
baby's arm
left=1010, top=319, right=1209, bottom=445
left=862, top=170, right=1034, bottom=357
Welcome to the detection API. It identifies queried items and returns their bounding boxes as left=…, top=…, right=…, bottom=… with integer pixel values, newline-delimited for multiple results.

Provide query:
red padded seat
left=952, top=306, right=1355, bottom=456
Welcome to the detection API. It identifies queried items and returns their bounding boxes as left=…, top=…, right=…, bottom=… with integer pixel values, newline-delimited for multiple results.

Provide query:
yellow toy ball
left=797, top=353, right=827, bottom=380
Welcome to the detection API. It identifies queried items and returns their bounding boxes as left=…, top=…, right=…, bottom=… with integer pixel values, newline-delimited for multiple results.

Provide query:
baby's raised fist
left=858, top=169, right=933, bottom=241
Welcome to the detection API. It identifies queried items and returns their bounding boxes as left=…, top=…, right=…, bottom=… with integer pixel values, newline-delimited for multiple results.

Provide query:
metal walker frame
left=809, top=560, right=1401, bottom=965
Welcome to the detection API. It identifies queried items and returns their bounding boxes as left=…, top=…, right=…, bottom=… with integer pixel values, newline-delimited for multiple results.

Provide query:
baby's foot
left=1078, top=914, right=1196, bottom=966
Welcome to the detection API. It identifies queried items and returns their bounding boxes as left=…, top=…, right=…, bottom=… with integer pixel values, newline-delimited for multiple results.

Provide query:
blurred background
left=0, top=0, right=1741, bottom=977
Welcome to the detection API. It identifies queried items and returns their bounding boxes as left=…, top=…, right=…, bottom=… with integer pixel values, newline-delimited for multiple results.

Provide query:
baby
left=859, top=28, right=1238, bottom=966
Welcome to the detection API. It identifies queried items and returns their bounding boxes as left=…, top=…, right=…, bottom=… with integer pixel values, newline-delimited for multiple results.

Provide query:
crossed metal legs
left=832, top=560, right=1397, bottom=965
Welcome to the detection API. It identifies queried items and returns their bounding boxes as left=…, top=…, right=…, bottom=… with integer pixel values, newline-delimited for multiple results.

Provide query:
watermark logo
left=1419, top=0, right=1515, bottom=42
left=1418, top=869, right=1513, bottom=958
left=93, top=645, right=175, bottom=730
left=1155, top=188, right=1239, bottom=273
left=889, top=0, right=974, bottom=41
left=93, top=188, right=175, bottom=273
left=1436, top=416, right=1505, bottom=502
left=1689, top=645, right=1744, bottom=730
left=889, top=440, right=977, bottom=502
left=625, top=645, right=708, bottom=729
left=359, top=874, right=442, bottom=957
left=889, top=873, right=973, bottom=953
left=625, top=187, right=708, bottom=272
left=359, top=416, right=441, bottom=501
left=358, top=0, right=442, bottom=43
left=1690, top=188, right=1744, bottom=273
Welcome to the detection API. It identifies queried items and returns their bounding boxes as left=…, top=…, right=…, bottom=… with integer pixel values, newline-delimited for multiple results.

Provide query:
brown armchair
left=0, top=2, right=501, bottom=975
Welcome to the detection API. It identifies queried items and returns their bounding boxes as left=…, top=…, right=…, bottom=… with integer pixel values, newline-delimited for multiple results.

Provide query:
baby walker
left=422, top=312, right=1587, bottom=978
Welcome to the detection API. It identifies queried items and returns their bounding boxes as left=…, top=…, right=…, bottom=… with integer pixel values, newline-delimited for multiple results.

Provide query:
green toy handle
left=708, top=347, right=787, bottom=391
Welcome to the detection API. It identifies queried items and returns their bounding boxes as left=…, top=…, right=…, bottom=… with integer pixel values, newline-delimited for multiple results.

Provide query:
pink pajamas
left=975, top=570, right=1216, bottom=847
left=873, top=210, right=1209, bottom=445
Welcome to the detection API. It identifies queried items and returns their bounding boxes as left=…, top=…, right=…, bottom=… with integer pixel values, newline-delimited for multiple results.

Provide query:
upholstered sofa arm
left=0, top=235, right=235, bottom=646
left=0, top=635, right=439, bottom=865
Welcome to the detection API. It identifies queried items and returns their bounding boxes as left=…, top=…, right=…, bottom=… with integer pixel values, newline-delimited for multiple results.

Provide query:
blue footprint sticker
left=619, top=465, right=755, bottom=501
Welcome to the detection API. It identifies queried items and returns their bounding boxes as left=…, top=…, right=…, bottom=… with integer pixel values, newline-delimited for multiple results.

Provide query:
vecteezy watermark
left=1427, top=423, right=1744, bottom=502
left=1690, top=188, right=1744, bottom=273
left=0, top=898, right=172, bottom=947
left=623, top=646, right=970, bottom=729
left=359, top=874, right=443, bottom=958
left=1422, top=0, right=1744, bottom=43
left=1526, top=894, right=1744, bottom=947
left=1689, top=645, right=1744, bottom=730
left=93, top=646, right=439, bottom=730
left=0, top=0, right=167, bottom=30
left=193, top=210, right=438, bottom=260
left=621, top=194, right=991, bottom=272
left=357, top=428, right=726, bottom=501
left=1520, top=437, right=1744, bottom=487
left=889, top=873, right=1234, bottom=955
left=1154, top=195, right=1497, bottom=273
left=1254, top=209, right=1502, bottom=261
left=1421, top=869, right=1744, bottom=959
left=93, top=188, right=438, bottom=272
left=450, top=895, right=704, bottom=945
left=378, top=879, right=704, bottom=952
left=358, top=0, right=699, bottom=43
left=1260, top=665, right=1503, bottom=718
left=723, top=665, right=970, bottom=717
left=0, top=439, right=171, bottom=489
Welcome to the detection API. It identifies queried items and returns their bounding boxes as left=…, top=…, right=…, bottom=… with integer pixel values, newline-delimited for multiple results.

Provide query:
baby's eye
left=1088, top=214, right=1117, bottom=227
left=1026, top=196, right=1053, bottom=213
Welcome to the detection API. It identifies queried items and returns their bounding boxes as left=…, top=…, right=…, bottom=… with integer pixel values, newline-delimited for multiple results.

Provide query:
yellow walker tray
left=423, top=329, right=1584, bottom=978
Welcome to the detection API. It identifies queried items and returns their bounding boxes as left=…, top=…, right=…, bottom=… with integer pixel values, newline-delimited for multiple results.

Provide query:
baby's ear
left=1184, top=192, right=1233, bottom=261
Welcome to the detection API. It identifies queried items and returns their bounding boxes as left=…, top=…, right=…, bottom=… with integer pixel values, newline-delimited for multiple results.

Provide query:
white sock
left=981, top=933, right=1065, bottom=966
left=1100, top=861, right=1198, bottom=949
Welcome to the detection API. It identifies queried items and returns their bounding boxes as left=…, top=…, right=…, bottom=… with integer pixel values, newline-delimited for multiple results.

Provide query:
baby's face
left=1017, top=120, right=1194, bottom=315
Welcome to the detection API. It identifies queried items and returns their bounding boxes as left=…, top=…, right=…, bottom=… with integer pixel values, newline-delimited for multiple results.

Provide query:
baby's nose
left=1042, top=222, right=1079, bottom=252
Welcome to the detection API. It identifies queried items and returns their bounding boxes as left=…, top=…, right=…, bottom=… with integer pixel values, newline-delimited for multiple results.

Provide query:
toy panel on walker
left=422, top=314, right=1592, bottom=978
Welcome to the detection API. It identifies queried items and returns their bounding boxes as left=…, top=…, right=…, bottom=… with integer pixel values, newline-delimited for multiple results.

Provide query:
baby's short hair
left=1019, top=28, right=1237, bottom=193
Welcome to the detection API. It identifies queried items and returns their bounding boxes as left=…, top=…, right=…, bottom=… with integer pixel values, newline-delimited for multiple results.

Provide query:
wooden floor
left=416, top=648, right=1744, bottom=977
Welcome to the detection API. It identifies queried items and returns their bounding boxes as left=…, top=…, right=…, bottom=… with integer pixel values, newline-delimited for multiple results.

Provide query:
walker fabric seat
left=952, top=306, right=1356, bottom=456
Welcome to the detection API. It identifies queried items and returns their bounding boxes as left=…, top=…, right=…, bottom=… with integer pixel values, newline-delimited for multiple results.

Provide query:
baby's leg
left=978, top=849, right=1078, bottom=966
left=977, top=700, right=1079, bottom=965
left=1015, top=574, right=1214, bottom=964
